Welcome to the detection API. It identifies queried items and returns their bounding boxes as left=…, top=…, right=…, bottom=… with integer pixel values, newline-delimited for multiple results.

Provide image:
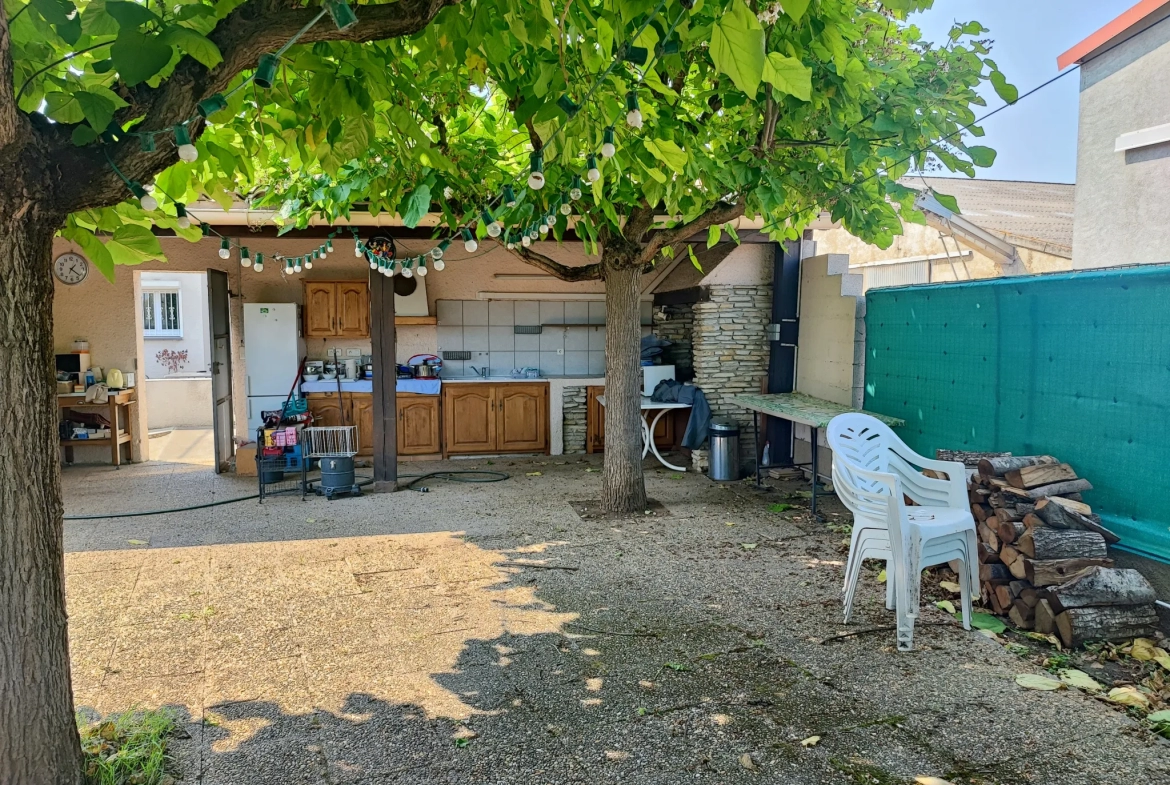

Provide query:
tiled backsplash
left=436, top=299, right=651, bottom=377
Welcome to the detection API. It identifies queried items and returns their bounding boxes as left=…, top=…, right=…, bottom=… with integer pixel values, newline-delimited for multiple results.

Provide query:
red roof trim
left=1057, top=0, right=1170, bottom=69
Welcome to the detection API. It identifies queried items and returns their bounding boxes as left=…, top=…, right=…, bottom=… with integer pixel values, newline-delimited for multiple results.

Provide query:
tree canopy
left=4, top=0, right=1014, bottom=279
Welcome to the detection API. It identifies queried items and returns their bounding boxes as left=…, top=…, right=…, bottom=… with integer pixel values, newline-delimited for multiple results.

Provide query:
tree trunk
left=0, top=209, right=84, bottom=784
left=600, top=256, right=647, bottom=514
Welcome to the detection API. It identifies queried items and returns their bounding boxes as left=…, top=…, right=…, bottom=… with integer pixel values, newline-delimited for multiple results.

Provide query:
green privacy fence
left=863, top=264, right=1170, bottom=563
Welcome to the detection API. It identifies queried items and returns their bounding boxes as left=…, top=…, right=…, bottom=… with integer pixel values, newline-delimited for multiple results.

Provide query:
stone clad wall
left=562, top=386, right=588, bottom=454
left=652, top=303, right=695, bottom=381
left=690, top=284, right=772, bottom=471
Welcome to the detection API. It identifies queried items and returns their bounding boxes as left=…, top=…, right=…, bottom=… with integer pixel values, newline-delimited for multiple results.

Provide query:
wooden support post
left=369, top=268, right=398, bottom=490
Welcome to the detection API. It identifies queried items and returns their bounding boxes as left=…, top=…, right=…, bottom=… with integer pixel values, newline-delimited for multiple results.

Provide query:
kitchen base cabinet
left=443, top=383, right=548, bottom=456
left=350, top=394, right=375, bottom=457
left=398, top=394, right=441, bottom=456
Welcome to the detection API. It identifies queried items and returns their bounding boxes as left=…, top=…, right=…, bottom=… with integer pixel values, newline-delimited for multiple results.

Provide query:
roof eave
left=1057, top=0, right=1170, bottom=70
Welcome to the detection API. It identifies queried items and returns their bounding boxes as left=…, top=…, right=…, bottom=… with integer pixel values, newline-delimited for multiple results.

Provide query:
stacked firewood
left=966, top=455, right=1159, bottom=647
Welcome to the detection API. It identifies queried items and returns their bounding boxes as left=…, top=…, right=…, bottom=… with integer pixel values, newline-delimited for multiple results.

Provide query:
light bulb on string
left=385, top=259, right=396, bottom=277
left=368, top=253, right=378, bottom=270
left=528, top=151, right=545, bottom=190
left=253, top=253, right=264, bottom=273
left=504, top=230, right=514, bottom=250
left=432, top=240, right=450, bottom=260
left=218, top=237, right=231, bottom=259
left=326, top=239, right=334, bottom=254
left=240, top=247, right=252, bottom=268
left=521, top=234, right=532, bottom=248
left=529, top=224, right=540, bottom=240
left=539, top=222, right=549, bottom=236
left=416, top=255, right=428, bottom=276
left=174, top=124, right=198, bottom=162
left=626, top=91, right=642, bottom=128
left=586, top=154, right=600, bottom=183
left=354, top=242, right=364, bottom=258
left=569, top=175, right=583, bottom=201
left=130, top=182, right=157, bottom=211
left=305, top=251, right=314, bottom=270
left=559, top=193, right=572, bottom=215
left=503, top=185, right=517, bottom=207
left=284, top=257, right=294, bottom=275
left=176, top=203, right=191, bottom=229
left=461, top=228, right=478, bottom=253
left=293, top=257, right=303, bottom=273
left=433, top=258, right=445, bottom=271
left=482, top=208, right=502, bottom=238
left=401, top=258, right=414, bottom=278
left=601, top=126, right=616, bottom=158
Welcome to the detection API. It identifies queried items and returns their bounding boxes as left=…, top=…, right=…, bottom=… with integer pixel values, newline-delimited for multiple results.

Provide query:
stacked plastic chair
left=827, top=413, right=980, bottom=651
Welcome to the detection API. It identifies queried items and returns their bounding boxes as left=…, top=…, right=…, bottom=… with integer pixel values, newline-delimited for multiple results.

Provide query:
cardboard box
left=236, top=442, right=257, bottom=476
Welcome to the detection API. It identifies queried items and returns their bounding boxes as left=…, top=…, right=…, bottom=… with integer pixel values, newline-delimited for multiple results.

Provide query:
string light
left=503, top=185, right=517, bottom=207
left=461, top=228, right=478, bottom=253
left=416, top=255, right=428, bottom=276
left=432, top=255, right=445, bottom=271
left=240, top=246, right=252, bottom=267
left=294, top=256, right=303, bottom=273
left=254, top=54, right=279, bottom=89
left=174, top=124, right=198, bottom=162
left=130, top=182, right=157, bottom=211
left=432, top=239, right=450, bottom=260
left=401, top=257, right=414, bottom=278
left=326, top=239, right=334, bottom=254
left=175, top=203, right=190, bottom=229
left=586, top=154, right=600, bottom=183
left=559, top=193, right=572, bottom=215
left=253, top=253, right=264, bottom=272
left=521, top=232, right=532, bottom=248
left=305, top=250, right=314, bottom=269
left=218, top=237, right=231, bottom=259
left=570, top=175, right=583, bottom=200
left=527, top=151, right=545, bottom=190
left=601, top=127, right=616, bottom=158
left=482, top=208, right=502, bottom=237
left=626, top=91, right=643, bottom=128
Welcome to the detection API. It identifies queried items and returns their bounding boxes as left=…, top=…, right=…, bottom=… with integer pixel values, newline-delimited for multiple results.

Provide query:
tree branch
left=638, top=200, right=746, bottom=264
left=496, top=240, right=602, bottom=282
left=622, top=203, right=656, bottom=243
left=47, top=0, right=460, bottom=213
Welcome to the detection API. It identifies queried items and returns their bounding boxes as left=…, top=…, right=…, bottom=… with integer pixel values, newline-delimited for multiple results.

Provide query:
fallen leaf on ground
left=915, top=778, right=957, bottom=785
left=585, top=467, right=597, bottom=472
left=1015, top=674, right=1064, bottom=691
left=605, top=750, right=630, bottom=761
left=710, top=713, right=732, bottom=726
left=585, top=678, right=603, bottom=692
left=638, top=680, right=656, bottom=689
left=1131, top=638, right=1170, bottom=671
left=876, top=569, right=887, bottom=583
left=126, top=539, right=148, bottom=546
left=741, top=543, right=757, bottom=550
left=1147, top=709, right=1170, bottom=723
left=305, top=518, right=316, bottom=523
left=800, top=735, right=820, bottom=747
left=963, top=612, right=1006, bottom=634
left=1058, top=669, right=1103, bottom=692
left=1107, top=686, right=1149, bottom=707
left=725, top=521, right=736, bottom=526
left=934, top=600, right=956, bottom=615
left=739, top=753, right=757, bottom=770
left=526, top=471, right=543, bottom=476
left=939, top=581, right=962, bottom=594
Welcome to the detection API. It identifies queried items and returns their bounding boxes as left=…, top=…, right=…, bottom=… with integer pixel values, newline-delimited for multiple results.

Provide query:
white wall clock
left=53, top=252, right=89, bottom=285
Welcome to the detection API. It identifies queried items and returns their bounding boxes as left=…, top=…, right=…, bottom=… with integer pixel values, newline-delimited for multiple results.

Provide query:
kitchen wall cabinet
left=303, top=280, right=369, bottom=338
left=443, top=383, right=548, bottom=455
left=398, top=394, right=441, bottom=455
left=586, top=385, right=674, bottom=454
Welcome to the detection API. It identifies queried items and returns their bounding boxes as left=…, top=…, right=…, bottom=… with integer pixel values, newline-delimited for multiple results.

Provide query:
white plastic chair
left=828, top=413, right=980, bottom=650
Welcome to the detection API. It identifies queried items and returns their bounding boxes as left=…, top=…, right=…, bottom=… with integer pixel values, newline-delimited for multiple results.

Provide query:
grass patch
left=79, top=709, right=177, bottom=785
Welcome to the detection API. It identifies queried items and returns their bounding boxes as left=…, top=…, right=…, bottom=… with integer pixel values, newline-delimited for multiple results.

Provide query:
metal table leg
left=754, top=412, right=761, bottom=487
left=810, top=425, right=819, bottom=518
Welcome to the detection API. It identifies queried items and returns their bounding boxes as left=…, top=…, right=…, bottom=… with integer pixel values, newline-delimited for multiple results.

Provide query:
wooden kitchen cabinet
left=350, top=394, right=375, bottom=457
left=398, top=394, right=441, bottom=455
left=586, top=385, right=674, bottom=453
left=306, top=392, right=346, bottom=428
left=302, top=281, right=368, bottom=338
left=443, top=382, right=548, bottom=455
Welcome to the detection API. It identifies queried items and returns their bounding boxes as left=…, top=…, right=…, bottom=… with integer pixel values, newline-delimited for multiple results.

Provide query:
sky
left=910, top=0, right=1137, bottom=183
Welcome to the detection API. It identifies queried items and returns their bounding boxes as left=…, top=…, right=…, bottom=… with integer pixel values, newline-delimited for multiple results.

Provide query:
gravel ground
left=62, top=455, right=1168, bottom=785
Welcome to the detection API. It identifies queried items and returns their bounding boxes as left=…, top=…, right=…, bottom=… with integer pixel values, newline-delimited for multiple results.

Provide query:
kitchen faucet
left=470, top=365, right=489, bottom=378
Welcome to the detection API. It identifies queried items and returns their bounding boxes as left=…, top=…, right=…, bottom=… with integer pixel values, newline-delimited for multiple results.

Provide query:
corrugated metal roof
left=908, top=177, right=1075, bottom=253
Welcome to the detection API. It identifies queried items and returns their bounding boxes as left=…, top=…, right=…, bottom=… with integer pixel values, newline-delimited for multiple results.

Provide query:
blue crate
left=283, top=444, right=305, bottom=470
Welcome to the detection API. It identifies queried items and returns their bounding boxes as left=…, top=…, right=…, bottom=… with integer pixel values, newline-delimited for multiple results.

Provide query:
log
left=1019, top=587, right=1041, bottom=608
left=1005, top=462, right=1078, bottom=490
left=997, top=520, right=1025, bottom=545
left=1022, top=513, right=1044, bottom=529
left=996, top=507, right=1024, bottom=523
left=1008, top=557, right=1029, bottom=580
left=978, top=455, right=1057, bottom=478
left=1063, top=493, right=1084, bottom=502
left=1015, top=502, right=1036, bottom=516
left=978, top=543, right=1001, bottom=564
left=980, top=563, right=1012, bottom=583
left=1044, top=495, right=1092, bottom=516
left=977, top=523, right=1000, bottom=552
left=988, top=588, right=1007, bottom=615
left=1025, top=557, right=1114, bottom=587
left=1002, top=486, right=1033, bottom=502
left=1034, top=599, right=1057, bottom=635
left=1056, top=605, right=1158, bottom=648
left=1000, top=545, right=1022, bottom=567
left=1008, top=580, right=1029, bottom=599
left=1011, top=599, right=1036, bottom=623
left=994, top=584, right=1014, bottom=610
left=1043, top=567, right=1157, bottom=614
left=1016, top=528, right=1107, bottom=561
left=1025, top=479, right=1093, bottom=500
left=1034, top=498, right=1120, bottom=544
left=971, top=503, right=991, bottom=523
left=940, top=449, right=1011, bottom=467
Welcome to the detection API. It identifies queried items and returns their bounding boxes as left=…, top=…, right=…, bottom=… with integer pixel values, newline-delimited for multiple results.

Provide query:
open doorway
left=140, top=271, right=216, bottom=466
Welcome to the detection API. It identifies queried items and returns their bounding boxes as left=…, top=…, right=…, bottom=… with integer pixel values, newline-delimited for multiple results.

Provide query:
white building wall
left=140, top=271, right=212, bottom=378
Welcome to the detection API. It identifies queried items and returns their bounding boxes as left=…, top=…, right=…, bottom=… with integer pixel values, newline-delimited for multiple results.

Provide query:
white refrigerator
left=243, top=304, right=303, bottom=432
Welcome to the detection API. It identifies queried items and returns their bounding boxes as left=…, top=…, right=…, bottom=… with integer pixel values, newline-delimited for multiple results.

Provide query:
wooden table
left=58, top=389, right=136, bottom=466
left=597, top=395, right=692, bottom=471
left=731, top=392, right=905, bottom=516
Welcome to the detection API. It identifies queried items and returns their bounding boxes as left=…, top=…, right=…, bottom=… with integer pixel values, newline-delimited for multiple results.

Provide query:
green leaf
left=965, top=611, right=1005, bottom=633
left=762, top=53, right=812, bottom=101
left=709, top=0, right=765, bottom=98
left=30, top=0, right=74, bottom=25
left=400, top=184, right=431, bottom=228
left=966, top=145, right=996, bottom=168
left=105, top=224, right=164, bottom=265
left=1148, top=710, right=1170, bottom=723
left=706, top=224, right=721, bottom=249
left=783, top=0, right=810, bottom=20
left=643, top=138, right=687, bottom=173
left=61, top=226, right=115, bottom=282
left=688, top=245, right=702, bottom=273
left=1014, top=674, right=1064, bottom=691
left=724, top=223, right=739, bottom=244
left=163, top=26, right=223, bottom=70
left=934, top=600, right=956, bottom=615
left=595, top=16, right=613, bottom=60
left=105, top=0, right=160, bottom=29
left=72, top=125, right=100, bottom=146
left=44, top=92, right=85, bottom=124
left=75, top=90, right=118, bottom=132
left=989, top=70, right=1018, bottom=104
left=111, top=31, right=174, bottom=86
left=933, top=192, right=961, bottom=214
left=1057, top=669, right=1103, bottom=692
